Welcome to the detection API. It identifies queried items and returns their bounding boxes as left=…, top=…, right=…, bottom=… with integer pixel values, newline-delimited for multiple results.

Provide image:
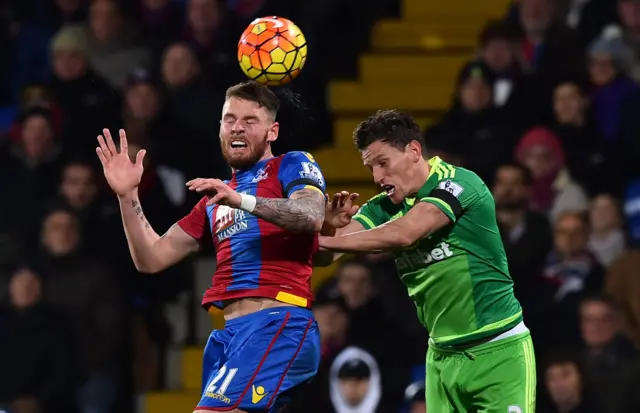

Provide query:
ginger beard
left=220, top=128, right=271, bottom=170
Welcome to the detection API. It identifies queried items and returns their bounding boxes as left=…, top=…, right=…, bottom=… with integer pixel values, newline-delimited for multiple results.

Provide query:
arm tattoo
left=131, top=200, right=151, bottom=229
left=253, top=189, right=325, bottom=233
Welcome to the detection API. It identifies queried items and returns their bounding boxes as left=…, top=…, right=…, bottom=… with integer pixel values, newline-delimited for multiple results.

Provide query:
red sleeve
left=177, top=197, right=209, bottom=243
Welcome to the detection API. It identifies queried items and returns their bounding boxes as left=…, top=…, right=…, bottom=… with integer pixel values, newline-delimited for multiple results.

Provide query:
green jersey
left=353, top=156, right=522, bottom=346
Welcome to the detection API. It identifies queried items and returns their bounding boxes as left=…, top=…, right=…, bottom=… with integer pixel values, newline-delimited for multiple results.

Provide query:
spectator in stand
left=476, top=20, right=543, bottom=129
left=0, top=107, right=63, bottom=250
left=329, top=347, right=382, bottom=413
left=137, top=0, right=186, bottom=65
left=120, top=68, right=200, bottom=180
left=539, top=350, right=602, bottom=413
left=615, top=0, right=640, bottom=83
left=329, top=259, right=410, bottom=410
left=86, top=0, right=151, bottom=89
left=404, top=381, right=426, bottom=413
left=588, top=194, right=626, bottom=267
left=578, top=295, right=640, bottom=413
left=551, top=82, right=613, bottom=196
left=286, top=293, right=349, bottom=412
left=605, top=181, right=640, bottom=348
left=424, top=61, right=515, bottom=185
left=48, top=24, right=121, bottom=154
left=515, top=126, right=589, bottom=221
left=588, top=27, right=640, bottom=144
left=534, top=211, right=605, bottom=350
left=510, top=0, right=586, bottom=94
left=0, top=266, right=76, bottom=413
left=492, top=163, right=552, bottom=314
left=160, top=42, right=227, bottom=177
left=48, top=159, right=122, bottom=258
left=37, top=208, right=124, bottom=413
left=183, top=0, right=241, bottom=85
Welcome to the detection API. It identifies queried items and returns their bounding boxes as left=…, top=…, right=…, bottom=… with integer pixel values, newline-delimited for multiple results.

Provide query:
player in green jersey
left=318, top=110, right=536, bottom=413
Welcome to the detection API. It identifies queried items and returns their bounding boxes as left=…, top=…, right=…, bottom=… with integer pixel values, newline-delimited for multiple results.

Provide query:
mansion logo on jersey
left=215, top=204, right=249, bottom=242
left=395, top=242, right=454, bottom=271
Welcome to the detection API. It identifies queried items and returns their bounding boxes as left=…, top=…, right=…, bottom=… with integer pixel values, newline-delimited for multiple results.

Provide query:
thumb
left=135, top=149, right=146, bottom=165
left=349, top=205, right=360, bottom=215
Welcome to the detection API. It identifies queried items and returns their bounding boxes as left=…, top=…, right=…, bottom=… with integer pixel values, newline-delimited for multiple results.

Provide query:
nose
left=372, top=167, right=384, bottom=185
left=230, top=121, right=244, bottom=134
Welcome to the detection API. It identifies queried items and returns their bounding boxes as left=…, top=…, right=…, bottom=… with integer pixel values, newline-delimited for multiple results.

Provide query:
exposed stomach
left=222, top=297, right=295, bottom=320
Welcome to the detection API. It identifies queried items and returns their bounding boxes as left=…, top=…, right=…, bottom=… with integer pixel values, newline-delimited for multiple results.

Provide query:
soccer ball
left=237, top=16, right=307, bottom=86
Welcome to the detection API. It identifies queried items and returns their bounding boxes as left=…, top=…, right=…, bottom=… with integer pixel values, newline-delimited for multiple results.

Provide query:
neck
left=556, top=395, right=581, bottom=413
left=412, top=161, right=431, bottom=195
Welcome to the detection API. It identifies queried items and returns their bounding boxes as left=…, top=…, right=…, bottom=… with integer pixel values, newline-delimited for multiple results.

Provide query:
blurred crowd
left=3, top=0, right=640, bottom=412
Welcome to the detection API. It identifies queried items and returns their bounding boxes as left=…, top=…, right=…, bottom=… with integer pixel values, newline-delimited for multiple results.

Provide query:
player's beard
left=220, top=131, right=270, bottom=170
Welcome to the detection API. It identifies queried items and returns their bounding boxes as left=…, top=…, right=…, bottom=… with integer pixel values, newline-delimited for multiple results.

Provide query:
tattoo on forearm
left=253, top=189, right=325, bottom=232
left=131, top=200, right=151, bottom=229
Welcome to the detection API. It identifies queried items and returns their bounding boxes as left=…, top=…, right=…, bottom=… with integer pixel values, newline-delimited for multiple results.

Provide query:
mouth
left=230, top=140, right=248, bottom=150
left=382, top=184, right=395, bottom=197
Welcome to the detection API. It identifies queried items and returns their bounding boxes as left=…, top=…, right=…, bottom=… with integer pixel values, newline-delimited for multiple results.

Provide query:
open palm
left=96, top=128, right=146, bottom=197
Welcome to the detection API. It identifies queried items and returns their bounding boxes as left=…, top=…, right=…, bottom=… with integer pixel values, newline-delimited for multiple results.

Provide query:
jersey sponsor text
left=396, top=242, right=454, bottom=271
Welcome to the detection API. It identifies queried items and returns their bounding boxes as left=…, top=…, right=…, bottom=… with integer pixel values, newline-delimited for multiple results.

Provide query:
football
left=237, top=16, right=307, bottom=86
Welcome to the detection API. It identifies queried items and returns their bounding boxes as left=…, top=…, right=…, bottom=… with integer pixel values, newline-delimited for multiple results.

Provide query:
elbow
left=133, top=260, right=160, bottom=274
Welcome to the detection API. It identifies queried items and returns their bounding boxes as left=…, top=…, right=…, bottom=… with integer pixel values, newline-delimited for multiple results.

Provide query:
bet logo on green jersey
left=396, top=242, right=454, bottom=271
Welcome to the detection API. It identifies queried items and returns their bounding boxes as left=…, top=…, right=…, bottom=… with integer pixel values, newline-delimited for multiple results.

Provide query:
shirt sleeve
left=352, top=194, right=388, bottom=230
left=418, top=178, right=479, bottom=223
left=278, top=151, right=326, bottom=198
left=177, top=197, right=210, bottom=243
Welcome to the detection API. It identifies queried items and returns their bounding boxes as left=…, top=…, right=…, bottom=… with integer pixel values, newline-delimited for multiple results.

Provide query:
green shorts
left=426, top=331, right=536, bottom=413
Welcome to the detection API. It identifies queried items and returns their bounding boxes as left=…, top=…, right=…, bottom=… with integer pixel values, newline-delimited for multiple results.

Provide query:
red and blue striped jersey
left=178, top=151, right=326, bottom=310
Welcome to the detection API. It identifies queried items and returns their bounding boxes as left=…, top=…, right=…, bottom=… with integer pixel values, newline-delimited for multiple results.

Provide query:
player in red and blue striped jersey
left=96, top=82, right=327, bottom=413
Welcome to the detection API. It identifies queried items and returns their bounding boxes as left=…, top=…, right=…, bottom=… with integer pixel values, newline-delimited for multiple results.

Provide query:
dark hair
left=479, top=20, right=521, bottom=47
left=555, top=210, right=590, bottom=229
left=225, top=81, right=280, bottom=118
left=580, top=293, right=618, bottom=312
left=353, top=110, right=425, bottom=155
left=498, top=163, right=533, bottom=186
left=543, top=348, right=584, bottom=375
left=336, top=256, right=374, bottom=274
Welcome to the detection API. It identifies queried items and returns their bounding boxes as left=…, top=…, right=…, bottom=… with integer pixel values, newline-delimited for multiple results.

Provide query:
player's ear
left=267, top=121, right=279, bottom=143
left=408, top=141, right=422, bottom=162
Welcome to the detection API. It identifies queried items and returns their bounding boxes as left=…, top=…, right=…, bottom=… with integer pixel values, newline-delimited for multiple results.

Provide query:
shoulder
left=279, top=151, right=317, bottom=165
left=361, top=192, right=397, bottom=213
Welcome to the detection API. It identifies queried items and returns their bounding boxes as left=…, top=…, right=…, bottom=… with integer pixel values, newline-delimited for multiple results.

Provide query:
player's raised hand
left=324, top=191, right=359, bottom=229
left=186, top=178, right=242, bottom=207
left=96, top=129, right=146, bottom=197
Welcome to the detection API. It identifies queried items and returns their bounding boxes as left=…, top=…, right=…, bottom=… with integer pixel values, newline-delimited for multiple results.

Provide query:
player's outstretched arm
left=319, top=202, right=451, bottom=253
left=252, top=187, right=325, bottom=233
left=97, top=129, right=200, bottom=273
left=187, top=179, right=326, bottom=233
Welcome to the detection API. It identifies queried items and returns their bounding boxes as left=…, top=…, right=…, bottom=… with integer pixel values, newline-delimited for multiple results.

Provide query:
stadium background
left=2, top=0, right=640, bottom=412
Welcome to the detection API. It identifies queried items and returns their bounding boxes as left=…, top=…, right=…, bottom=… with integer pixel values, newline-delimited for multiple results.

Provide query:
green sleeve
left=352, top=193, right=388, bottom=229
left=418, top=178, right=480, bottom=223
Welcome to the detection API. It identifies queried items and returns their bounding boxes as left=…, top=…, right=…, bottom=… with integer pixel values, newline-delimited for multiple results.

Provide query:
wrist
left=118, top=190, right=139, bottom=203
left=239, top=193, right=256, bottom=213
left=321, top=222, right=337, bottom=237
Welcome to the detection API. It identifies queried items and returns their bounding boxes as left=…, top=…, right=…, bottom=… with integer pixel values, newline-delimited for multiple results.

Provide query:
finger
left=119, top=129, right=128, bottom=155
left=331, top=193, right=341, bottom=210
left=324, top=193, right=330, bottom=203
left=207, top=193, right=224, bottom=206
left=349, top=193, right=360, bottom=201
left=97, top=135, right=113, bottom=158
left=186, top=178, right=202, bottom=187
left=135, top=149, right=146, bottom=165
left=339, top=191, right=350, bottom=207
left=103, top=128, right=118, bottom=156
left=96, top=147, right=108, bottom=166
left=349, top=205, right=360, bottom=216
